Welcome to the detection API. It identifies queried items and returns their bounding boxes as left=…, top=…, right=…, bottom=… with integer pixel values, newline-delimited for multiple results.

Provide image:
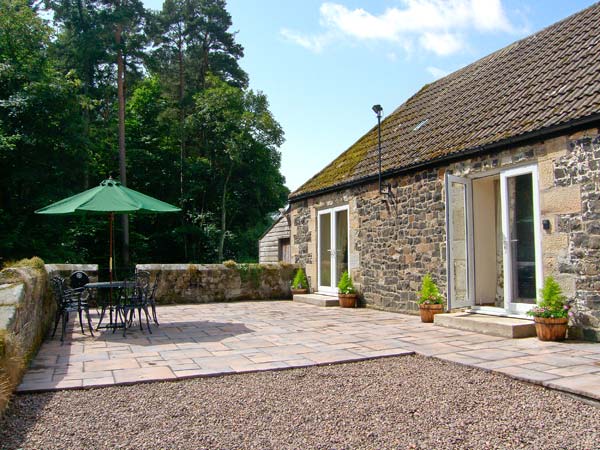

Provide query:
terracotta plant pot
left=534, top=316, right=568, bottom=341
left=339, top=293, right=357, bottom=308
left=419, top=303, right=443, bottom=323
left=291, top=288, right=308, bottom=295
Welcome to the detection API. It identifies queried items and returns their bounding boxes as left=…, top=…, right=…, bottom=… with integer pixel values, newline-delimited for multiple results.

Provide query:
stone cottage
left=288, top=4, right=600, bottom=341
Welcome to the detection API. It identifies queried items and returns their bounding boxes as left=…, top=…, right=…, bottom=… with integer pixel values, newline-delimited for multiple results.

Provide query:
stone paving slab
left=16, top=301, right=600, bottom=401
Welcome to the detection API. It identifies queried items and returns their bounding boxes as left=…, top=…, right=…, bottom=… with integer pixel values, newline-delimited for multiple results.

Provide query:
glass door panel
left=335, top=210, right=349, bottom=284
left=501, top=165, right=542, bottom=314
left=507, top=174, right=536, bottom=303
left=446, top=175, right=474, bottom=309
left=319, top=213, right=332, bottom=288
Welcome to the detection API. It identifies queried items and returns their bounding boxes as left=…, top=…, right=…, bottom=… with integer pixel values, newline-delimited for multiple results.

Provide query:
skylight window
left=413, top=119, right=429, bottom=131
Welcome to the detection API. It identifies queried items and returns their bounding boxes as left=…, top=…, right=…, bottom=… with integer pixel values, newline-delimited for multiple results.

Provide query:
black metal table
left=85, top=281, right=135, bottom=330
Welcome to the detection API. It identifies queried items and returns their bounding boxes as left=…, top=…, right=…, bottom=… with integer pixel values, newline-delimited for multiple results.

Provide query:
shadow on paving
left=19, top=316, right=254, bottom=391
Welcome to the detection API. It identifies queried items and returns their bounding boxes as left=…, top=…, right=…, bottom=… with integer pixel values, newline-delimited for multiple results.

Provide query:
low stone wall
left=45, top=264, right=99, bottom=283
left=137, top=263, right=298, bottom=304
left=0, top=258, right=52, bottom=414
left=0, top=260, right=97, bottom=415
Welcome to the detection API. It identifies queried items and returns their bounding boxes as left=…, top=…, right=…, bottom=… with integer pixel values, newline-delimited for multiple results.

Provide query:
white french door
left=318, top=206, right=349, bottom=294
left=500, top=165, right=543, bottom=314
left=446, top=165, right=542, bottom=316
left=446, top=174, right=475, bottom=310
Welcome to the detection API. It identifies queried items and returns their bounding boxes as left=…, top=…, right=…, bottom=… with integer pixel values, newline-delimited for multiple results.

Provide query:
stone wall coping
left=45, top=264, right=98, bottom=272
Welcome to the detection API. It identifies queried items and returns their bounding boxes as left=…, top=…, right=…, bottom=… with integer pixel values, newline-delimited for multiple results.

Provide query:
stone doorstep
left=293, top=293, right=339, bottom=307
left=434, top=312, right=536, bottom=339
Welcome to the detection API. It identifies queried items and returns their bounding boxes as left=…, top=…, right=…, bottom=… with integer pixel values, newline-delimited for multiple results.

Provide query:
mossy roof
left=290, top=3, right=600, bottom=200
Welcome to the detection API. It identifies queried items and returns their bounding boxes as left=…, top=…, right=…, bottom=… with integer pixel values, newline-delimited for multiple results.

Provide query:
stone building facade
left=290, top=129, right=600, bottom=341
left=289, top=4, right=600, bottom=341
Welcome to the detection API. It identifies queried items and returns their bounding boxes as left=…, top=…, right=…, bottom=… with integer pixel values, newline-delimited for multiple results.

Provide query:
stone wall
left=0, top=259, right=53, bottom=414
left=291, top=170, right=445, bottom=311
left=137, top=263, right=298, bottom=304
left=290, top=127, right=600, bottom=340
left=551, top=134, right=600, bottom=340
left=0, top=261, right=98, bottom=415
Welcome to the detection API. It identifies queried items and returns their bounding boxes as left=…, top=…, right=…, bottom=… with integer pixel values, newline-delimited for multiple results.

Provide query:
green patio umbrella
left=36, top=178, right=181, bottom=281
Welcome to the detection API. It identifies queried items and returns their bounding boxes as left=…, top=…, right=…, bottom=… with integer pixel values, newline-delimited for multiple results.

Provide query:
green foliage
left=527, top=276, right=570, bottom=319
left=292, top=268, right=308, bottom=289
left=0, top=0, right=288, bottom=268
left=418, top=274, right=444, bottom=305
left=237, top=263, right=262, bottom=288
left=337, top=271, right=355, bottom=294
left=222, top=259, right=237, bottom=268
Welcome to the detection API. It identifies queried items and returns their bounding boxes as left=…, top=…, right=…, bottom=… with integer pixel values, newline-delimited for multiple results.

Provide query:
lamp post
left=372, top=104, right=386, bottom=195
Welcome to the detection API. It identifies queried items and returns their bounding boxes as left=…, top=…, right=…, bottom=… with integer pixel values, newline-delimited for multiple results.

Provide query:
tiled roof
left=290, top=3, right=600, bottom=200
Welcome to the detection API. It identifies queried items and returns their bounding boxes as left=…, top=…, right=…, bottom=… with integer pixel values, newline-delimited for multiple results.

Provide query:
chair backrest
left=51, top=276, right=64, bottom=299
left=148, top=272, right=161, bottom=301
left=51, top=277, right=68, bottom=308
left=135, top=270, right=151, bottom=299
left=70, top=271, right=90, bottom=289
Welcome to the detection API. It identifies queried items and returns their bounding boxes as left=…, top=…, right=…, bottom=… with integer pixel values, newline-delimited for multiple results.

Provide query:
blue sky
left=143, top=0, right=597, bottom=192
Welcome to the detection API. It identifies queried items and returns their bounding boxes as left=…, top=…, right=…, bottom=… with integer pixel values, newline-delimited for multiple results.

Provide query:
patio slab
left=16, top=301, right=600, bottom=401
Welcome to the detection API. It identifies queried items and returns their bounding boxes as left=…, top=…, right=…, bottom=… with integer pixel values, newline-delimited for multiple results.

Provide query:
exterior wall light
left=372, top=104, right=390, bottom=196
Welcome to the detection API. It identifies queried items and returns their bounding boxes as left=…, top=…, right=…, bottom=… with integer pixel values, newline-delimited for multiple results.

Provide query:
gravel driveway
left=1, top=355, right=599, bottom=449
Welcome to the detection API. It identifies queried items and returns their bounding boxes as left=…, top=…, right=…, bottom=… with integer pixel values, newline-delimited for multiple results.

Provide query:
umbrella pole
left=109, top=212, right=114, bottom=304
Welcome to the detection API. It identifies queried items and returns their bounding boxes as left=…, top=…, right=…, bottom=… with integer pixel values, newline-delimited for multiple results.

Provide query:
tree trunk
left=116, top=18, right=129, bottom=268
left=218, top=164, right=232, bottom=262
left=199, top=33, right=210, bottom=89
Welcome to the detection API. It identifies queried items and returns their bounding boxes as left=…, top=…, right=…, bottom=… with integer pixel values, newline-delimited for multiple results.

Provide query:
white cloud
left=420, top=32, right=463, bottom=56
left=281, top=0, right=515, bottom=55
left=427, top=66, right=451, bottom=79
left=280, top=28, right=330, bottom=53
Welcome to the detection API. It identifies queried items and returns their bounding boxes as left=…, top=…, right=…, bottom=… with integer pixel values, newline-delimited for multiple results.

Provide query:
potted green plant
left=527, top=276, right=570, bottom=341
left=417, top=274, right=444, bottom=323
left=337, top=271, right=357, bottom=308
left=291, top=268, right=309, bottom=295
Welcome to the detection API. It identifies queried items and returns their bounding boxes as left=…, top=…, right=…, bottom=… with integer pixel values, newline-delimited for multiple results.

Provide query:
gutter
left=288, top=113, right=600, bottom=203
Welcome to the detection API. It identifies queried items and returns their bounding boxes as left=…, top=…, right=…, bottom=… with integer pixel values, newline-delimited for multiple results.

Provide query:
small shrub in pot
left=417, top=274, right=444, bottom=323
left=291, top=268, right=309, bottom=295
left=337, top=271, right=357, bottom=308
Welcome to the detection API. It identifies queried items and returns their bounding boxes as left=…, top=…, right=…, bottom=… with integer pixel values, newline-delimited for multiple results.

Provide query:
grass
left=0, top=331, right=26, bottom=417
left=3, top=257, right=45, bottom=272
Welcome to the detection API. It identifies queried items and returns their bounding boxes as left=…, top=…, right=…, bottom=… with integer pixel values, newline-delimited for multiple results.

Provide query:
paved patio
left=18, top=301, right=600, bottom=400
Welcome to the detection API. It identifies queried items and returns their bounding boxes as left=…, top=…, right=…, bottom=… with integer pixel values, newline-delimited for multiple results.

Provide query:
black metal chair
left=147, top=272, right=161, bottom=326
left=115, top=271, right=152, bottom=337
left=69, top=270, right=90, bottom=289
left=50, top=277, right=94, bottom=341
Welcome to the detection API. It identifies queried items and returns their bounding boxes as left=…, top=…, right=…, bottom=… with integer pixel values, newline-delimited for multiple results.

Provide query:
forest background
left=0, top=0, right=289, bottom=272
